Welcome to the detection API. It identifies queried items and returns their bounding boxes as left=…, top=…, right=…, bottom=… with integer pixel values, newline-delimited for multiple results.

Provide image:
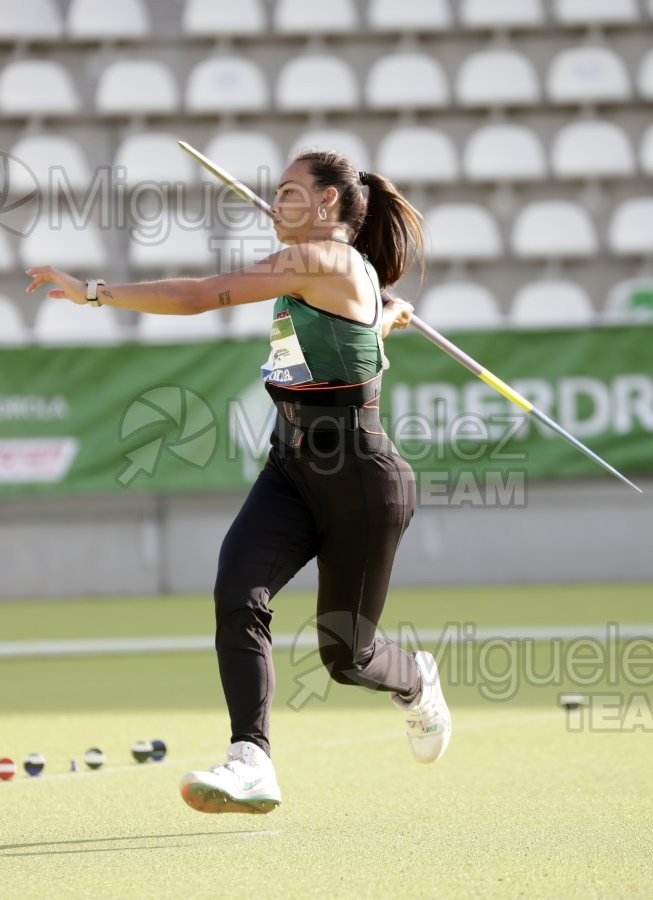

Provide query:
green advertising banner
left=0, top=324, right=651, bottom=496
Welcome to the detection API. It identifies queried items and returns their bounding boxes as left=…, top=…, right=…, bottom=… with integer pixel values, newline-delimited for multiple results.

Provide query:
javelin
left=178, top=139, right=642, bottom=495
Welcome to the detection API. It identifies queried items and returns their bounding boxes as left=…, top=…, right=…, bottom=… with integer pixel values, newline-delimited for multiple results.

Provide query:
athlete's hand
left=381, top=295, right=414, bottom=336
left=390, top=298, right=414, bottom=330
left=25, top=266, right=87, bottom=304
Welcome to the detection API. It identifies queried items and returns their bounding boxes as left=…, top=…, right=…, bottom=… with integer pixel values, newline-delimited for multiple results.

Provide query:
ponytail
left=353, top=172, right=425, bottom=288
left=294, top=150, right=425, bottom=289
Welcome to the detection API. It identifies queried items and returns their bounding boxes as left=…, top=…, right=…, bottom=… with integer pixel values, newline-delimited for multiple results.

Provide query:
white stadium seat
left=367, top=0, right=452, bottom=33
left=424, top=204, right=503, bottom=261
left=550, top=121, right=636, bottom=179
left=604, top=278, right=653, bottom=321
left=460, top=0, right=545, bottom=30
left=212, top=216, right=279, bottom=270
left=637, top=49, right=653, bottom=100
left=182, top=0, right=266, bottom=37
left=20, top=217, right=108, bottom=271
left=463, top=123, right=547, bottom=182
left=128, top=215, right=216, bottom=273
left=455, top=49, right=540, bottom=107
left=418, top=282, right=502, bottom=331
left=228, top=298, right=277, bottom=338
left=553, top=0, right=639, bottom=26
left=204, top=132, right=283, bottom=186
left=509, top=280, right=594, bottom=327
left=0, top=0, right=62, bottom=41
left=365, top=54, right=449, bottom=111
left=639, top=124, right=653, bottom=175
left=0, top=60, right=80, bottom=117
left=96, top=60, right=179, bottom=116
left=9, top=135, right=92, bottom=194
left=66, top=0, right=149, bottom=40
left=289, top=129, right=371, bottom=170
left=607, top=198, right=653, bottom=256
left=0, top=232, right=13, bottom=271
left=114, top=132, right=199, bottom=187
left=33, top=297, right=123, bottom=346
left=276, top=56, right=359, bottom=112
left=546, top=47, right=631, bottom=105
left=186, top=57, right=268, bottom=114
left=0, top=296, right=29, bottom=346
left=511, top=201, right=598, bottom=259
left=376, top=127, right=459, bottom=184
left=136, top=310, right=228, bottom=344
left=273, top=0, right=358, bottom=34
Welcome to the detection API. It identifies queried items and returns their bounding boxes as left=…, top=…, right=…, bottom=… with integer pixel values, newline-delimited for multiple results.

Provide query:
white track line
left=1, top=625, right=652, bottom=659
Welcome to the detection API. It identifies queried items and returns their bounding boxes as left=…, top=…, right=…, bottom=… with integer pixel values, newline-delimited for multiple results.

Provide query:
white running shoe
left=179, top=741, right=281, bottom=814
left=392, top=650, right=452, bottom=764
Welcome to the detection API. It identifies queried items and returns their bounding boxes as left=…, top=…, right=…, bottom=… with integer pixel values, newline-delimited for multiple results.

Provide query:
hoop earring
left=318, top=205, right=327, bottom=221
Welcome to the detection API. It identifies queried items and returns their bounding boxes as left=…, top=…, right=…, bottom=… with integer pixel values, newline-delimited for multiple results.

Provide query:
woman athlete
left=26, top=149, right=451, bottom=815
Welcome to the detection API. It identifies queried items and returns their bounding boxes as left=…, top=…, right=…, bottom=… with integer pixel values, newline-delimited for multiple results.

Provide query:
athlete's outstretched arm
left=25, top=246, right=319, bottom=315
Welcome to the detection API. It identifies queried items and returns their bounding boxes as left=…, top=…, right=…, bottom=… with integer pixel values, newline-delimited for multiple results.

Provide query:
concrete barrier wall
left=1, top=478, right=651, bottom=599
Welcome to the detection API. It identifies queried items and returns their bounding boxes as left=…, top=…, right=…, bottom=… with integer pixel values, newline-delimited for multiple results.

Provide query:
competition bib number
left=260, top=313, right=313, bottom=385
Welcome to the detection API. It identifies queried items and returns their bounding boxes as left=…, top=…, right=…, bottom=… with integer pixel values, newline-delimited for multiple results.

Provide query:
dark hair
left=294, top=149, right=425, bottom=289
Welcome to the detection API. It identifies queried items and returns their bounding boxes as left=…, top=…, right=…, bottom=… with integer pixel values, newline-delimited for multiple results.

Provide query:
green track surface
left=1, top=586, right=652, bottom=899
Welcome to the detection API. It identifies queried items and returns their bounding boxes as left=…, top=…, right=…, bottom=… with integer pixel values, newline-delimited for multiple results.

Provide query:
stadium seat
left=10, top=135, right=92, bottom=194
left=0, top=60, right=81, bottom=117
left=182, top=0, right=266, bottom=37
left=460, top=0, right=545, bottom=30
left=367, top=0, right=452, bottom=33
left=0, top=232, right=13, bottom=271
left=204, top=132, right=283, bottom=186
left=33, top=297, right=123, bottom=346
left=273, top=0, right=358, bottom=34
left=604, top=277, right=653, bottom=321
left=510, top=201, right=598, bottom=259
left=455, top=49, right=540, bottom=107
left=128, top=215, right=216, bottom=273
left=186, top=56, right=269, bottom=114
left=135, top=310, right=228, bottom=343
left=66, top=0, right=150, bottom=40
left=546, top=47, right=631, bottom=105
left=639, top=124, right=653, bottom=175
left=0, top=0, right=62, bottom=41
left=289, top=129, right=371, bottom=170
left=228, top=298, right=276, bottom=338
left=552, top=0, right=639, bottom=26
left=276, top=56, right=359, bottom=112
left=417, top=282, right=503, bottom=331
left=376, top=127, right=459, bottom=184
left=365, top=53, right=449, bottom=111
left=114, top=132, right=198, bottom=187
left=424, top=204, right=503, bottom=261
left=637, top=49, right=653, bottom=100
left=509, top=280, right=595, bottom=327
left=95, top=60, right=180, bottom=116
left=607, top=198, right=653, bottom=256
left=550, top=120, right=636, bottom=179
left=463, top=123, right=547, bottom=182
left=0, top=295, right=29, bottom=345
left=19, top=217, right=108, bottom=271
left=212, top=216, right=279, bottom=270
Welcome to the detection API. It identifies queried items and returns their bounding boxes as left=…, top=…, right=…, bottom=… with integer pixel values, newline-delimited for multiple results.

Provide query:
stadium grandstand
left=1, top=0, right=652, bottom=340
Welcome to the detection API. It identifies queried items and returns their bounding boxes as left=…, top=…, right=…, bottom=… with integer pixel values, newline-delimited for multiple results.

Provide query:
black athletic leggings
left=213, top=430, right=418, bottom=757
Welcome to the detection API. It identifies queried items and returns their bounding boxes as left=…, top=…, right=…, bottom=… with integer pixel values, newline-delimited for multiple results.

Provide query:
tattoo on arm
left=100, top=289, right=113, bottom=300
left=218, top=290, right=231, bottom=306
